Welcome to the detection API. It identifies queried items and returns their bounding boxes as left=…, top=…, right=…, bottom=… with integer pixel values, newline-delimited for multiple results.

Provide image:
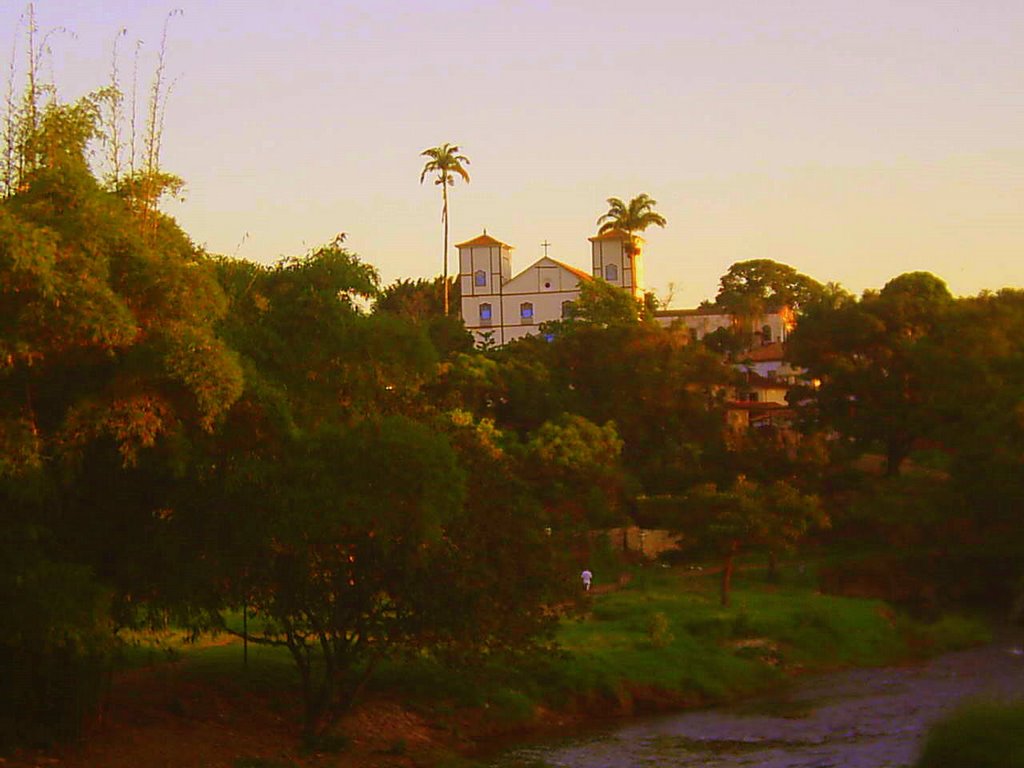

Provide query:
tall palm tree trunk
left=442, top=176, right=449, bottom=316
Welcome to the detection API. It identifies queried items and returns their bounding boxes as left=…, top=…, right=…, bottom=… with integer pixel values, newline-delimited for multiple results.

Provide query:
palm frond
left=597, top=193, right=667, bottom=234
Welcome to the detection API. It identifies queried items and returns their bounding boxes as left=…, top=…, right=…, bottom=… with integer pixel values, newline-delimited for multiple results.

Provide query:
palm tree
left=420, top=143, right=470, bottom=316
left=596, top=193, right=667, bottom=256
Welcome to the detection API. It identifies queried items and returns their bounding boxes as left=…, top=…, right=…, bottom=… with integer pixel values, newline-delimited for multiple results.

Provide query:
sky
left=3, top=0, right=1022, bottom=307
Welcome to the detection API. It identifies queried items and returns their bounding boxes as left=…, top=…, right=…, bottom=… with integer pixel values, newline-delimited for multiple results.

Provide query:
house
left=737, top=341, right=802, bottom=385
left=653, top=306, right=796, bottom=346
left=457, top=228, right=641, bottom=346
left=654, top=310, right=802, bottom=437
left=726, top=349, right=801, bottom=437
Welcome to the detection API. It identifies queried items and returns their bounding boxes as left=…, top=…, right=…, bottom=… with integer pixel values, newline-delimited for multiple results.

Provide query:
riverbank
left=2, top=565, right=992, bottom=768
left=490, top=630, right=1024, bottom=768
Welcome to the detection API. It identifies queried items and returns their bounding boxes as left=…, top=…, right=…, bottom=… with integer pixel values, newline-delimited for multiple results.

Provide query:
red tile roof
left=743, top=341, right=786, bottom=362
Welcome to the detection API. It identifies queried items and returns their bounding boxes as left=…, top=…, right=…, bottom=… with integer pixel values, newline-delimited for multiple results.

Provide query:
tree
left=549, top=322, right=734, bottom=494
left=426, top=411, right=567, bottom=663
left=374, top=276, right=473, bottom=357
left=420, top=143, right=470, bottom=317
left=931, top=290, right=1024, bottom=605
left=679, top=478, right=826, bottom=606
left=214, top=240, right=444, bottom=426
left=551, top=277, right=644, bottom=330
left=524, top=414, right=627, bottom=528
left=788, top=272, right=954, bottom=476
left=216, top=417, right=466, bottom=734
left=375, top=276, right=447, bottom=322
left=596, top=193, right=666, bottom=255
left=0, top=93, right=243, bottom=744
left=202, top=241, right=572, bottom=734
left=715, top=259, right=826, bottom=317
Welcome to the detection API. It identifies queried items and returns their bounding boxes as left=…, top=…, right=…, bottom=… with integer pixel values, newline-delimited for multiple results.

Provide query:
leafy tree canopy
left=715, top=259, right=825, bottom=315
left=556, top=277, right=644, bottom=329
left=787, top=272, right=954, bottom=476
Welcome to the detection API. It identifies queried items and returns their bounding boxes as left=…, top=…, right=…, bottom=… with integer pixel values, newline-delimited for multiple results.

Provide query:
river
left=489, top=632, right=1024, bottom=768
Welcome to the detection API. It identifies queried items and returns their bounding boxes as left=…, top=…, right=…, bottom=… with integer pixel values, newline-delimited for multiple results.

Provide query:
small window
left=479, top=303, right=492, bottom=325
left=474, top=270, right=487, bottom=287
left=561, top=300, right=574, bottom=319
left=604, top=263, right=618, bottom=281
left=762, top=324, right=772, bottom=344
left=520, top=302, right=534, bottom=324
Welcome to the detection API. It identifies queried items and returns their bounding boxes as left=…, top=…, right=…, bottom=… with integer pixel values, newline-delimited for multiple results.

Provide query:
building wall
left=602, top=526, right=683, bottom=559
left=458, top=242, right=512, bottom=299
left=458, top=232, right=643, bottom=348
left=746, top=359, right=802, bottom=383
left=589, top=234, right=643, bottom=298
left=460, top=256, right=584, bottom=346
left=655, top=310, right=793, bottom=343
left=754, top=384, right=790, bottom=405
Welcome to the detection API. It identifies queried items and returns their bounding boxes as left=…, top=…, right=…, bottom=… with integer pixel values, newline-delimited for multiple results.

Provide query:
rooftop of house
left=741, top=341, right=787, bottom=363
left=654, top=305, right=732, bottom=319
left=740, top=371, right=790, bottom=389
left=725, top=400, right=793, bottom=411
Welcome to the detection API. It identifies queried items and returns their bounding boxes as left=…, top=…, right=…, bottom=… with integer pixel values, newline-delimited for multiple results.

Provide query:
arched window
left=762, top=324, right=772, bottom=344
left=474, top=270, right=487, bottom=287
left=479, top=303, right=492, bottom=325
left=604, top=263, right=619, bottom=281
left=520, top=302, right=534, bottom=323
left=561, top=300, right=574, bottom=319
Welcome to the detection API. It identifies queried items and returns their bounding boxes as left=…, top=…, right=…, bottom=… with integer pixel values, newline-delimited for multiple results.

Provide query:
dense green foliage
left=715, top=259, right=825, bottom=316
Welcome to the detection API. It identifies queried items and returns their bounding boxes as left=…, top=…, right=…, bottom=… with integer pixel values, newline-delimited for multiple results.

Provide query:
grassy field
left=518, top=563, right=989, bottom=718
left=119, top=563, right=991, bottom=718
left=71, top=562, right=990, bottom=768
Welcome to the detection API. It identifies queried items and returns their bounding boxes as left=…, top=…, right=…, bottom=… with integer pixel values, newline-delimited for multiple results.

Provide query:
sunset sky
left=4, top=1, right=1022, bottom=307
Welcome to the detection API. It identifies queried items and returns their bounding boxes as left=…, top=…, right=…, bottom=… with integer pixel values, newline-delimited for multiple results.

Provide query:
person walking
left=581, top=569, right=593, bottom=591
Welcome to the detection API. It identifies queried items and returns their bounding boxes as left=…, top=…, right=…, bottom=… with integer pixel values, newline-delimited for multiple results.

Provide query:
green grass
left=533, top=563, right=990, bottom=710
left=915, top=701, right=1024, bottom=767
left=109, top=563, right=991, bottom=731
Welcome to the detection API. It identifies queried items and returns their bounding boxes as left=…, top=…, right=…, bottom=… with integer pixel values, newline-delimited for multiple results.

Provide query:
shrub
left=916, top=701, right=1024, bottom=767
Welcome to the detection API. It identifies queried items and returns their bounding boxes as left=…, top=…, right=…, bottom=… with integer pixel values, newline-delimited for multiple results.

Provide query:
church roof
left=588, top=229, right=644, bottom=243
left=503, top=257, right=592, bottom=293
left=455, top=232, right=513, bottom=249
left=547, top=258, right=593, bottom=282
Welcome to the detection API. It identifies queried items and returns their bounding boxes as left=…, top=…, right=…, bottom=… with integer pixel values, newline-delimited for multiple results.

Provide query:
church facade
left=457, top=229, right=640, bottom=346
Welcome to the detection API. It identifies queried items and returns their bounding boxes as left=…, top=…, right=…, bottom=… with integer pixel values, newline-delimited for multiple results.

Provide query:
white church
left=457, top=228, right=793, bottom=349
left=457, top=228, right=643, bottom=346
